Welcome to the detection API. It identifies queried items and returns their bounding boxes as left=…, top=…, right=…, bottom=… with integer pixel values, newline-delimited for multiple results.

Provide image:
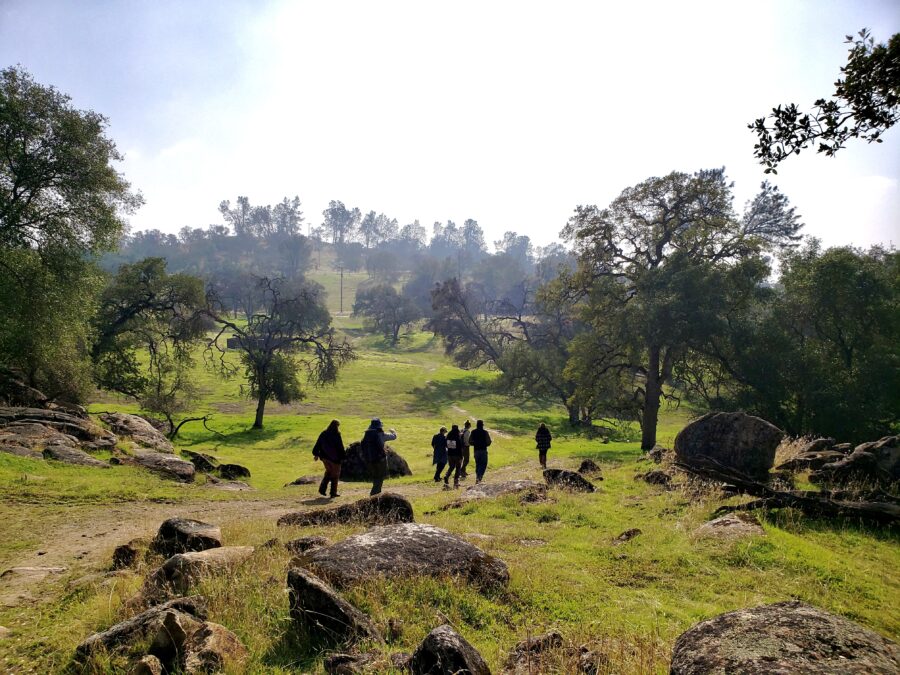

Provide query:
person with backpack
left=460, top=419, right=472, bottom=479
left=535, top=422, right=552, bottom=470
left=443, top=424, right=463, bottom=488
left=361, top=418, right=398, bottom=496
left=312, top=419, right=345, bottom=497
left=431, top=426, right=448, bottom=482
left=468, top=419, right=492, bottom=484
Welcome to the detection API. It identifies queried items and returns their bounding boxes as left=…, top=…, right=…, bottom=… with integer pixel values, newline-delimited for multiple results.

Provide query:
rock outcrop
left=674, top=412, right=784, bottom=480
left=152, top=518, right=222, bottom=557
left=670, top=601, right=900, bottom=674
left=181, top=620, right=249, bottom=673
left=340, top=441, right=412, bottom=481
left=182, top=450, right=218, bottom=473
left=287, top=567, right=382, bottom=645
left=144, top=547, right=255, bottom=598
left=42, top=443, right=110, bottom=468
left=100, top=412, right=174, bottom=453
left=810, top=436, right=899, bottom=488
left=307, top=523, right=509, bottom=591
left=130, top=450, right=195, bottom=482
left=777, top=450, right=848, bottom=472
left=543, top=468, right=596, bottom=492
left=217, top=463, right=250, bottom=480
left=409, top=624, right=490, bottom=675
left=278, top=493, right=414, bottom=527
left=0, top=407, right=117, bottom=450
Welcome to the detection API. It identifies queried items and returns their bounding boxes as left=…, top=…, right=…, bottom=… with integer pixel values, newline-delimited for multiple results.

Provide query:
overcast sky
left=1, top=0, right=898, bottom=249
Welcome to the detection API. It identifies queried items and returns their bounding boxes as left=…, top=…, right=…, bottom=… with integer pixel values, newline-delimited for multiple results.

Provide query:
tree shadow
left=409, top=375, right=487, bottom=414
left=178, top=425, right=281, bottom=450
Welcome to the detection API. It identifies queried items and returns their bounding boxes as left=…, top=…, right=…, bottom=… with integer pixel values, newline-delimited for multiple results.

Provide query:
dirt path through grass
left=0, top=461, right=535, bottom=608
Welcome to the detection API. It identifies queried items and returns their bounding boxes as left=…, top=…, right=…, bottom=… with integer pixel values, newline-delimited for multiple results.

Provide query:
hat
left=368, top=418, right=383, bottom=430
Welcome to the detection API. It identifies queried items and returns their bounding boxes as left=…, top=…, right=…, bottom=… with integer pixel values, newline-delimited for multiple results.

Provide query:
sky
left=1, top=0, right=898, bottom=250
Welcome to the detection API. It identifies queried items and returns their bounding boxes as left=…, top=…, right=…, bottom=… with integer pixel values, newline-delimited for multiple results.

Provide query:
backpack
left=361, top=429, right=385, bottom=462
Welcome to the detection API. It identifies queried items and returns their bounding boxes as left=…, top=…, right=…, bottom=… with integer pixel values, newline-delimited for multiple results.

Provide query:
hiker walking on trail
left=535, top=422, right=552, bottom=470
left=460, top=420, right=472, bottom=479
left=312, top=419, right=345, bottom=498
left=431, top=426, right=448, bottom=482
left=361, top=418, right=397, bottom=496
left=444, top=424, right=463, bottom=488
left=468, top=420, right=492, bottom=484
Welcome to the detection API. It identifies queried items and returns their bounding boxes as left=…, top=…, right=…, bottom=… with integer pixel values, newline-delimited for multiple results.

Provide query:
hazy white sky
left=1, top=0, right=898, bottom=249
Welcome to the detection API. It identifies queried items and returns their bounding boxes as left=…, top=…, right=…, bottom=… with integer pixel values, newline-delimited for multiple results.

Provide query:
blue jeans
left=474, top=450, right=488, bottom=482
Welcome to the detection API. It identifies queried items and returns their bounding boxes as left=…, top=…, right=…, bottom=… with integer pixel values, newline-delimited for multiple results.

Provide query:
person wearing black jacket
left=443, top=424, right=463, bottom=488
left=312, top=419, right=345, bottom=497
left=535, top=422, right=552, bottom=469
left=431, top=426, right=448, bottom=482
left=468, top=419, right=492, bottom=484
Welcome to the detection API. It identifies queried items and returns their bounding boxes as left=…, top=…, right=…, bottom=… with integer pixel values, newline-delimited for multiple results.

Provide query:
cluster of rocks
left=0, top=407, right=116, bottom=460
left=543, top=468, right=597, bottom=493
left=440, top=480, right=549, bottom=511
left=807, top=436, right=899, bottom=488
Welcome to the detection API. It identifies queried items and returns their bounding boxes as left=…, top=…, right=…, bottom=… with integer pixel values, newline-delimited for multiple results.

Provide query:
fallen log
left=674, top=457, right=899, bottom=526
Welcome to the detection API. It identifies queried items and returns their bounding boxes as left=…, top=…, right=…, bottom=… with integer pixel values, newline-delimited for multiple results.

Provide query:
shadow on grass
left=178, top=425, right=282, bottom=450
left=758, top=508, right=900, bottom=541
left=261, top=630, right=324, bottom=672
left=409, top=374, right=487, bottom=414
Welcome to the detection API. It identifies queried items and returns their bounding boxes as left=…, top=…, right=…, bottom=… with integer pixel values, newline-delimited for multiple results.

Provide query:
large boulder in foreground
left=340, top=441, right=412, bottom=481
left=674, top=412, right=784, bottom=480
left=100, top=412, right=174, bottom=453
left=153, top=518, right=222, bottom=557
left=278, top=493, right=414, bottom=527
left=670, top=600, right=900, bottom=674
left=409, top=624, right=490, bottom=675
left=307, top=523, right=509, bottom=591
left=544, top=468, right=596, bottom=492
left=810, top=436, right=900, bottom=488
left=287, top=567, right=382, bottom=646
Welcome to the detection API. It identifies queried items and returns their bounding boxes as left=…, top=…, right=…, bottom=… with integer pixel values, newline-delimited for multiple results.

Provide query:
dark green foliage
left=0, top=66, right=141, bottom=401
left=750, top=29, right=900, bottom=172
left=353, top=284, right=420, bottom=344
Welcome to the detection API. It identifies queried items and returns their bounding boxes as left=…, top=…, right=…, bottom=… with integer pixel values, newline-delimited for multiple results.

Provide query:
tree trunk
left=253, top=391, right=267, bottom=429
left=641, top=344, right=662, bottom=450
left=565, top=403, right=580, bottom=425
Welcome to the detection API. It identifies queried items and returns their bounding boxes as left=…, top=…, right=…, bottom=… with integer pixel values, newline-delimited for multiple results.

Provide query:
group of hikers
left=312, top=417, right=552, bottom=498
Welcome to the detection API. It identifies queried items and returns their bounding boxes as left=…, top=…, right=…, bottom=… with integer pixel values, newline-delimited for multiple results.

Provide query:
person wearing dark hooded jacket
left=431, top=426, right=448, bottom=482
left=467, top=419, right=492, bottom=483
left=535, top=422, right=552, bottom=469
left=312, top=419, right=345, bottom=497
left=361, top=418, right=397, bottom=496
left=443, top=424, right=463, bottom=488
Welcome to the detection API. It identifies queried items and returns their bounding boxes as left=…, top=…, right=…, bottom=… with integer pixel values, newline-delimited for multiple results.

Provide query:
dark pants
left=369, top=458, right=387, bottom=495
left=444, top=455, right=462, bottom=486
left=433, top=462, right=446, bottom=481
left=539, top=450, right=548, bottom=469
left=318, top=459, right=341, bottom=496
left=474, top=449, right=488, bottom=482
left=461, top=446, right=470, bottom=476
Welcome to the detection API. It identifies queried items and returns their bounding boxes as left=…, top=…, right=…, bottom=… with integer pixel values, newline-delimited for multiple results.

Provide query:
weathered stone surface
left=113, top=539, right=149, bottom=569
left=577, top=459, right=602, bottom=475
left=75, top=596, right=208, bottom=657
left=505, top=630, right=563, bottom=673
left=799, top=437, right=837, bottom=454
left=810, top=436, right=900, bottom=488
left=182, top=621, right=249, bottom=674
left=148, top=610, right=204, bottom=665
left=638, top=470, right=672, bottom=486
left=217, top=463, right=250, bottom=480
left=341, top=441, right=412, bottom=481
left=279, top=493, right=414, bottom=527
left=0, top=407, right=117, bottom=449
left=410, top=624, right=490, bottom=675
left=674, top=412, right=784, bottom=480
left=694, top=513, right=765, bottom=540
left=182, top=450, right=218, bottom=473
left=42, top=443, right=110, bottom=468
left=100, top=412, right=174, bottom=453
left=307, top=523, right=509, bottom=591
left=287, top=567, right=382, bottom=645
left=670, top=600, right=900, bottom=674
left=544, top=468, right=596, bottom=492
left=324, top=652, right=378, bottom=674
left=647, top=445, right=670, bottom=464
left=444, top=481, right=547, bottom=509
left=285, top=536, right=330, bottom=555
left=129, top=654, right=163, bottom=675
left=612, top=528, right=643, bottom=545
left=285, top=475, right=319, bottom=486
left=204, top=475, right=253, bottom=491
left=153, top=518, right=222, bottom=557
left=145, top=547, right=255, bottom=598
left=777, top=450, right=847, bottom=472
left=131, top=450, right=195, bottom=482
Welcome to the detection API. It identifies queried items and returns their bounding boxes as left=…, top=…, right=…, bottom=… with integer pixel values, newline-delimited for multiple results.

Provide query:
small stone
left=543, top=469, right=596, bottom=492
left=612, top=528, right=642, bottom=545
left=410, top=624, right=490, bottom=675
left=152, top=518, right=222, bottom=557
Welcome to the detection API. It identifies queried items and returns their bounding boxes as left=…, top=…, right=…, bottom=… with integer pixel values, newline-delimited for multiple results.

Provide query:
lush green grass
left=1, top=317, right=897, bottom=673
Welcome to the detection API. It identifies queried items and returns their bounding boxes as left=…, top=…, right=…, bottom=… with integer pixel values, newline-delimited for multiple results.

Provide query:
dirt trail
left=0, top=461, right=538, bottom=608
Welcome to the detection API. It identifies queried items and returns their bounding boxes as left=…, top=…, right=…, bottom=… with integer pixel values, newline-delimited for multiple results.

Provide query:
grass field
left=1, top=313, right=898, bottom=673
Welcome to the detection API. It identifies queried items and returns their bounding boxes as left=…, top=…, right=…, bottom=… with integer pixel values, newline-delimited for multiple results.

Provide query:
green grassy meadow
left=1, top=312, right=898, bottom=673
